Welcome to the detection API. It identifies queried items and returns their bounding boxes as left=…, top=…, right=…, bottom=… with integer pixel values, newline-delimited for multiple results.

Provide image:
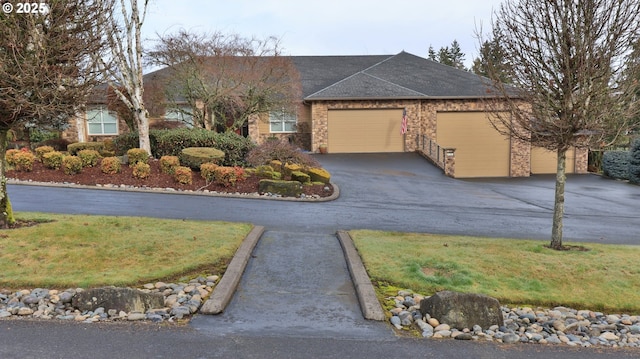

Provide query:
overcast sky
left=143, top=0, right=504, bottom=68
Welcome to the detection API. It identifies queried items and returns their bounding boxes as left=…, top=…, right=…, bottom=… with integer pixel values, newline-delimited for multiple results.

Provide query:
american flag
left=400, top=108, right=408, bottom=135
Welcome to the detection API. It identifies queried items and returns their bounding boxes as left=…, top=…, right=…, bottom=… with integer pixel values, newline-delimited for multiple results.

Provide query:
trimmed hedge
left=180, top=147, right=225, bottom=169
left=602, top=151, right=629, bottom=180
left=101, top=157, right=122, bottom=174
left=42, top=151, right=64, bottom=169
left=62, top=156, right=83, bottom=175
left=68, top=142, right=104, bottom=155
left=112, top=129, right=254, bottom=167
left=629, top=139, right=640, bottom=185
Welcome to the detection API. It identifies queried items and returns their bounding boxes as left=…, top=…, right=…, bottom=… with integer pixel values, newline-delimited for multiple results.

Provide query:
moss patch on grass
left=0, top=212, right=252, bottom=289
left=350, top=230, right=640, bottom=313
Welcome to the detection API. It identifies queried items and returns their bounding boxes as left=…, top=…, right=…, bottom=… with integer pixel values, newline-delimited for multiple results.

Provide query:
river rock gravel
left=0, top=275, right=219, bottom=323
left=389, top=290, right=640, bottom=348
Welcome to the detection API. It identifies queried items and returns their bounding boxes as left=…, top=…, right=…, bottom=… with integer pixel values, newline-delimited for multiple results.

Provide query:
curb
left=200, top=225, right=265, bottom=314
left=8, top=180, right=340, bottom=202
left=336, top=230, right=386, bottom=321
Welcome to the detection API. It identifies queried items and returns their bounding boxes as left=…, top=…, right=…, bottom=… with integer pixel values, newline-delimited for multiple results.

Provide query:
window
left=165, top=106, right=194, bottom=127
left=87, top=106, right=118, bottom=135
left=269, top=109, right=297, bottom=133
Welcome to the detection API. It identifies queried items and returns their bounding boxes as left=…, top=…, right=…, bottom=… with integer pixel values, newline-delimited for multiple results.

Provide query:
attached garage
left=530, top=147, right=576, bottom=174
left=436, top=112, right=511, bottom=178
left=327, top=109, right=404, bottom=153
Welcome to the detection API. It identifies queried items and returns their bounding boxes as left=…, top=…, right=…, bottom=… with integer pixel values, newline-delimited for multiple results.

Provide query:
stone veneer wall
left=574, top=147, right=589, bottom=174
left=249, top=106, right=312, bottom=150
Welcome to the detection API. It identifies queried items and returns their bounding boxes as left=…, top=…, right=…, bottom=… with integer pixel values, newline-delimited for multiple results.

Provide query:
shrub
left=308, top=167, right=331, bottom=184
left=62, top=155, right=83, bottom=175
left=12, top=149, right=36, bottom=172
left=68, top=142, right=105, bottom=155
left=246, top=140, right=319, bottom=168
left=282, top=163, right=303, bottom=179
left=127, top=148, right=149, bottom=166
left=132, top=162, right=151, bottom=179
left=174, top=166, right=193, bottom=185
left=214, top=166, right=245, bottom=187
left=159, top=156, right=180, bottom=175
left=77, top=149, right=102, bottom=168
left=101, top=157, right=122, bottom=175
left=34, top=146, right=55, bottom=161
left=200, top=162, right=219, bottom=183
left=42, top=151, right=64, bottom=169
left=629, top=138, right=640, bottom=185
left=291, top=170, right=311, bottom=184
left=180, top=147, right=225, bottom=169
left=254, top=165, right=281, bottom=180
left=602, top=151, right=629, bottom=180
left=37, top=138, right=70, bottom=151
left=112, top=132, right=140, bottom=156
left=212, top=131, right=255, bottom=167
left=153, top=128, right=218, bottom=157
left=5, top=149, right=20, bottom=166
left=112, top=129, right=254, bottom=166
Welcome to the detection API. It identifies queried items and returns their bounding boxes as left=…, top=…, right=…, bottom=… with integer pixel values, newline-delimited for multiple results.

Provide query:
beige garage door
left=327, top=109, right=404, bottom=153
left=436, top=112, right=510, bottom=178
left=531, top=147, right=575, bottom=174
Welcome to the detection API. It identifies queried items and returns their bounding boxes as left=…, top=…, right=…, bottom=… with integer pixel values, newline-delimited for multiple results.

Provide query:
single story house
left=67, top=51, right=587, bottom=178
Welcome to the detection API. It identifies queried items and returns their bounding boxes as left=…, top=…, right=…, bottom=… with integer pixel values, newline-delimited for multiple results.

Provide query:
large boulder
left=72, top=287, right=165, bottom=313
left=419, top=291, right=504, bottom=330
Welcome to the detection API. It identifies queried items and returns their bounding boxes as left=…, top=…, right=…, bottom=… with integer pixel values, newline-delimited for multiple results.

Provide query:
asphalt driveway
left=317, top=152, right=640, bottom=244
left=9, top=152, right=640, bottom=244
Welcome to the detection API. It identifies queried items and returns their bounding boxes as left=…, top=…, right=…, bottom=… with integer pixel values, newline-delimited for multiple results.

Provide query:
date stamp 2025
left=2, top=2, right=49, bottom=15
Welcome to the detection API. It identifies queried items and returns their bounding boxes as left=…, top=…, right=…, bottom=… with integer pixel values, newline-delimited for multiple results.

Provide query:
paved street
left=4, top=153, right=640, bottom=358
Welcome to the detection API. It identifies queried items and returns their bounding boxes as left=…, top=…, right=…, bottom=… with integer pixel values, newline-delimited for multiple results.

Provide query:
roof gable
left=297, top=51, right=494, bottom=100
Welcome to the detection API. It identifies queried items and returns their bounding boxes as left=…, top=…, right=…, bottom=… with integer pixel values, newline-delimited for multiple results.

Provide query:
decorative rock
left=427, top=317, right=440, bottom=327
left=127, top=312, right=146, bottom=321
left=502, top=334, right=520, bottom=344
left=72, top=287, right=164, bottom=313
left=455, top=333, right=473, bottom=340
left=420, top=291, right=504, bottom=330
left=599, top=332, right=620, bottom=341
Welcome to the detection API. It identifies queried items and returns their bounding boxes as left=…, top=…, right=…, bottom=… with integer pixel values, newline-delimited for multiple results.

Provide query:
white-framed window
left=269, top=108, right=297, bottom=133
left=164, top=106, right=194, bottom=127
left=87, top=106, right=118, bottom=135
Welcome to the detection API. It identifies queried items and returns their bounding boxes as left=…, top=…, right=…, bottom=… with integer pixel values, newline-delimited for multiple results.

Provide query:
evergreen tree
left=427, top=40, right=466, bottom=70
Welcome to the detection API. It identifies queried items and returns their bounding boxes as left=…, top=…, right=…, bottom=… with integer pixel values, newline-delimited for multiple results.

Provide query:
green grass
left=0, top=212, right=253, bottom=289
left=350, top=230, right=640, bottom=313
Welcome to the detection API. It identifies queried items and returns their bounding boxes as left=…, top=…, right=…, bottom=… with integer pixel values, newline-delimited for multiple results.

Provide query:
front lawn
left=0, top=212, right=252, bottom=289
left=350, top=230, right=640, bottom=313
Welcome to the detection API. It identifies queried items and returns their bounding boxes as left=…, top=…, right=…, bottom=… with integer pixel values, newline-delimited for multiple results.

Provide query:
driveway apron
left=190, top=230, right=392, bottom=339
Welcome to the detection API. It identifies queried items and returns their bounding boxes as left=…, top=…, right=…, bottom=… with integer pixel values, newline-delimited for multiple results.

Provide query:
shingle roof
left=138, top=51, right=496, bottom=103
left=293, top=51, right=494, bottom=100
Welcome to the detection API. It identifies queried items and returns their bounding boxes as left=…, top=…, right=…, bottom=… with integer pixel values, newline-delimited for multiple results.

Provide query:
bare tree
left=147, top=30, right=300, bottom=132
left=0, top=0, right=107, bottom=226
left=97, top=0, right=151, bottom=153
left=481, top=0, right=640, bottom=249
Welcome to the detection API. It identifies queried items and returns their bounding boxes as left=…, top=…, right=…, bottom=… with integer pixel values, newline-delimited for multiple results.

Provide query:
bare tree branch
left=147, top=30, right=301, bottom=132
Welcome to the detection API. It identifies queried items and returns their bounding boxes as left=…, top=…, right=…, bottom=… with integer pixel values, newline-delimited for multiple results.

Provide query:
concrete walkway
left=191, top=230, right=391, bottom=339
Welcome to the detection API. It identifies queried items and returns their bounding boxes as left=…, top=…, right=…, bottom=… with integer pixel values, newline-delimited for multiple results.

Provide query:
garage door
left=530, top=147, right=575, bottom=174
left=327, top=109, right=404, bottom=153
left=436, top=112, right=510, bottom=178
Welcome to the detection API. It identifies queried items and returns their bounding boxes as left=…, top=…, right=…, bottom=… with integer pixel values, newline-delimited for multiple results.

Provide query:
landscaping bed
left=7, top=159, right=334, bottom=198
